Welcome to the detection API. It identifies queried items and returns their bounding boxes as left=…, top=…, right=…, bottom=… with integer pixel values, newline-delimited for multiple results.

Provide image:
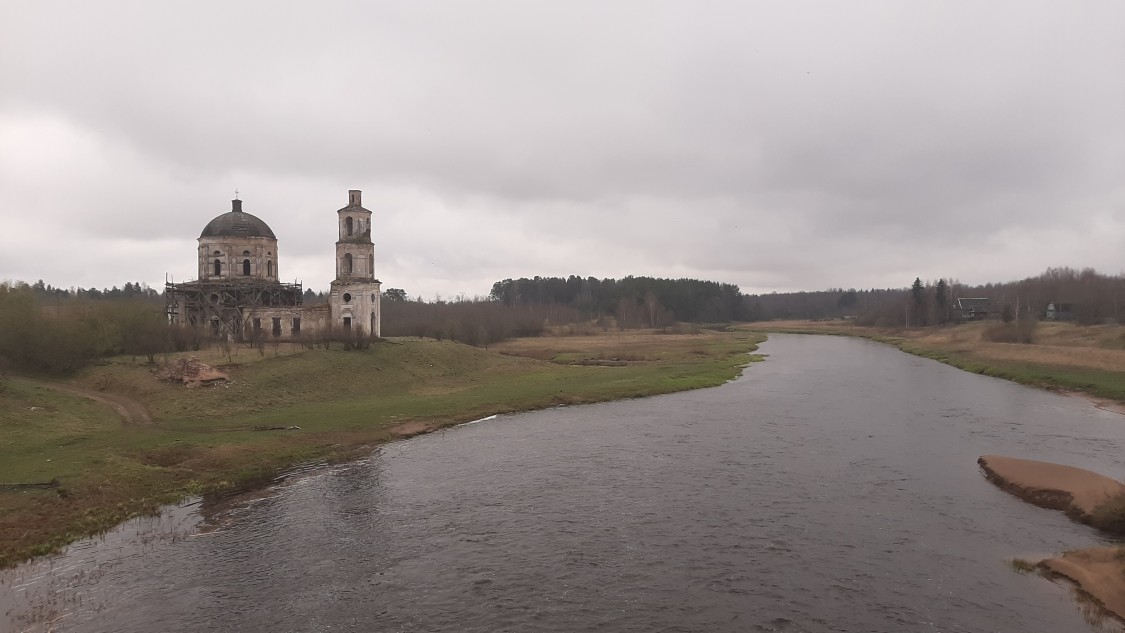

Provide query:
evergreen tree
left=934, top=279, right=948, bottom=323
left=911, top=278, right=927, bottom=326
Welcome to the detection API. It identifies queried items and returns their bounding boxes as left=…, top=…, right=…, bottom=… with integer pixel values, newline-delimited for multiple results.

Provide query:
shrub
left=169, top=324, right=205, bottom=352
left=1089, top=494, right=1125, bottom=534
left=339, top=329, right=372, bottom=350
left=1006, top=558, right=1038, bottom=574
left=982, top=320, right=1037, bottom=344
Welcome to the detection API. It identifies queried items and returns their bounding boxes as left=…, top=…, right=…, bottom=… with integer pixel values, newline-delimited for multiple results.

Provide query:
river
left=4, top=334, right=1125, bottom=632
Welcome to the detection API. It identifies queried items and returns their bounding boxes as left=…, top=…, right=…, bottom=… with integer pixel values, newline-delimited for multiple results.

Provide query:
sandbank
left=977, top=454, right=1125, bottom=518
left=1041, top=548, right=1125, bottom=622
left=979, top=454, right=1125, bottom=622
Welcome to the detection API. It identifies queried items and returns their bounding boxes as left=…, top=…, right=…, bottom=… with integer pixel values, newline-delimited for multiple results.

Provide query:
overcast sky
left=2, top=1, right=1122, bottom=298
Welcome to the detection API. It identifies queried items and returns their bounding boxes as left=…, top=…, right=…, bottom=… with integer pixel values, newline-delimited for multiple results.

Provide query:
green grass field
left=896, top=343, right=1125, bottom=403
left=0, top=330, right=765, bottom=568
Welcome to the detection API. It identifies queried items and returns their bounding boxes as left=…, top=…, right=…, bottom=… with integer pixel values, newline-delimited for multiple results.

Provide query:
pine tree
left=911, top=278, right=927, bottom=326
left=934, top=279, right=948, bottom=324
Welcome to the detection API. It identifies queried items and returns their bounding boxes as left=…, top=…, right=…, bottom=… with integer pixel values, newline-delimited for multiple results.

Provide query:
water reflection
left=4, top=334, right=1125, bottom=632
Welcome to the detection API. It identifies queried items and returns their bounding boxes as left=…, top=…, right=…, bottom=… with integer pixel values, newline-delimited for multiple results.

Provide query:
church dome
left=199, top=199, right=277, bottom=239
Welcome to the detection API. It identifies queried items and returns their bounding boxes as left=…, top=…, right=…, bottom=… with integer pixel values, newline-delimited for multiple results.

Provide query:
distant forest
left=488, top=276, right=744, bottom=325
left=375, top=276, right=745, bottom=344
left=375, top=268, right=1125, bottom=342
left=3, top=267, right=1121, bottom=374
left=742, top=267, right=1125, bottom=327
left=11, top=279, right=163, bottom=302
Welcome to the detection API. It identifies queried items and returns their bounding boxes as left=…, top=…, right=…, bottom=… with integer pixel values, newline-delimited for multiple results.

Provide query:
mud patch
left=153, top=358, right=230, bottom=387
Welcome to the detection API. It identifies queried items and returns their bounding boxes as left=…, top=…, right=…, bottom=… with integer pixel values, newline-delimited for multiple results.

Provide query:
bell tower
left=329, top=190, right=382, bottom=337
left=335, top=189, right=375, bottom=279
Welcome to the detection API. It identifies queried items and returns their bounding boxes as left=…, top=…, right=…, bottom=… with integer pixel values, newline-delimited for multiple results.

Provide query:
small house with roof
left=956, top=297, right=993, bottom=320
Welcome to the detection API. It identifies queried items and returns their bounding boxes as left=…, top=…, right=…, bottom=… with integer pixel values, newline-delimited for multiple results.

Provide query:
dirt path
left=12, top=376, right=152, bottom=425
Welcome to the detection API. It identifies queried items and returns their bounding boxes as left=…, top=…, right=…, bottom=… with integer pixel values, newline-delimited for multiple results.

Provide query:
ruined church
left=165, top=190, right=382, bottom=340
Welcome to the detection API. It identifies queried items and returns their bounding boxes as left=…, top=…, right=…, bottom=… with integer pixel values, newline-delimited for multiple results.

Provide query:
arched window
left=346, top=217, right=354, bottom=237
left=343, top=253, right=353, bottom=274
left=214, top=259, right=222, bottom=276
left=267, top=260, right=273, bottom=277
left=242, top=259, right=251, bottom=276
left=369, top=254, right=374, bottom=276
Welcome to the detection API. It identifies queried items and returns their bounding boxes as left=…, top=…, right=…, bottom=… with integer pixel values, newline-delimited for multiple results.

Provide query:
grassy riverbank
left=0, top=329, right=764, bottom=568
left=749, top=320, right=1125, bottom=405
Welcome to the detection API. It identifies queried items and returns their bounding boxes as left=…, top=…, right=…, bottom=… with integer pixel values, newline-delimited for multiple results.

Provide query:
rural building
left=1044, top=302, right=1076, bottom=321
left=956, top=297, right=993, bottom=320
left=166, top=190, right=382, bottom=341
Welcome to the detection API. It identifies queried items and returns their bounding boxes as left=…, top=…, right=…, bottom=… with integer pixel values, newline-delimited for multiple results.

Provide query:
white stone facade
left=168, top=191, right=383, bottom=340
left=197, top=239, right=279, bottom=282
left=328, top=190, right=382, bottom=337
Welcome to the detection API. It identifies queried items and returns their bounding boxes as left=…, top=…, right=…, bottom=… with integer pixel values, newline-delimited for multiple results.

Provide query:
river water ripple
left=4, top=334, right=1125, bottom=632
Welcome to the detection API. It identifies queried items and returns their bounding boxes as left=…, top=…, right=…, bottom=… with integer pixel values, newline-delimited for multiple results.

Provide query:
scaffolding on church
left=165, top=279, right=304, bottom=342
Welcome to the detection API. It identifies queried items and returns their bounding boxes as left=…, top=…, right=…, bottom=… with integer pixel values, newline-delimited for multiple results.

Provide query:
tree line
left=0, top=283, right=171, bottom=374
left=12, top=279, right=163, bottom=302
left=740, top=267, right=1125, bottom=327
left=9, top=266, right=1117, bottom=376
left=488, top=275, right=745, bottom=325
left=380, top=297, right=576, bottom=346
left=371, top=276, right=746, bottom=347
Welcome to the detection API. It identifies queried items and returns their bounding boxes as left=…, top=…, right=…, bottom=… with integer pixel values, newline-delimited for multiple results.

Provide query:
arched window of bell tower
left=346, top=217, right=354, bottom=237
left=214, top=259, right=222, bottom=276
left=242, top=259, right=251, bottom=276
left=267, top=260, right=273, bottom=277
left=343, top=253, right=353, bottom=274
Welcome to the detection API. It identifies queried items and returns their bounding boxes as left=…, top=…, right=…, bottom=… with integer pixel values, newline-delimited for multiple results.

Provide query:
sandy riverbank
left=978, top=455, right=1125, bottom=621
left=978, top=455, right=1125, bottom=518
left=1041, top=548, right=1125, bottom=622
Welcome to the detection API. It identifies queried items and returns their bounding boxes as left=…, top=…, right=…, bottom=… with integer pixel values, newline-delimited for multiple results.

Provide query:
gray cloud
left=2, top=1, right=1122, bottom=297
